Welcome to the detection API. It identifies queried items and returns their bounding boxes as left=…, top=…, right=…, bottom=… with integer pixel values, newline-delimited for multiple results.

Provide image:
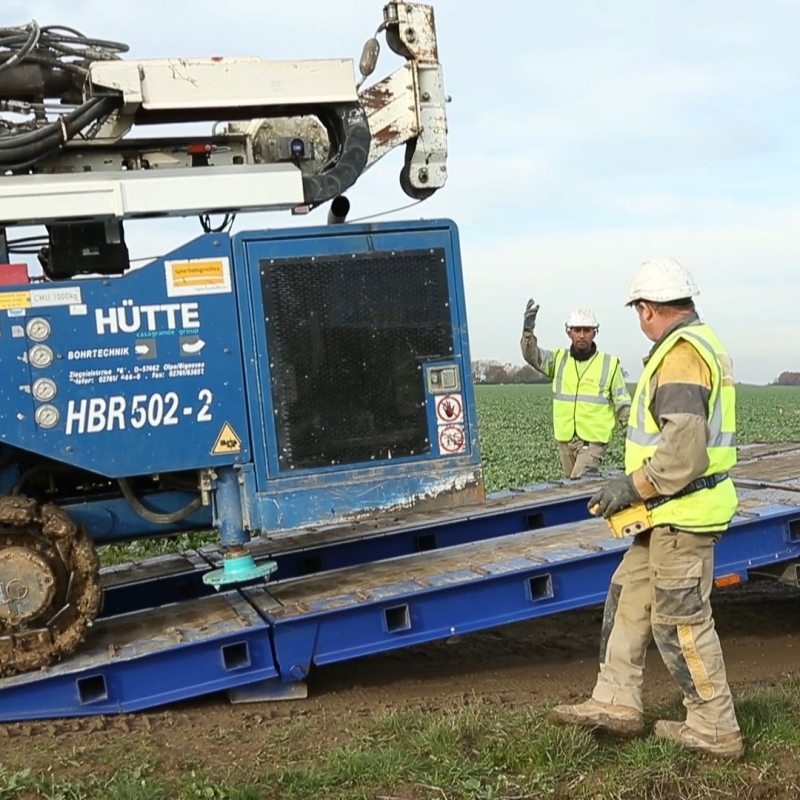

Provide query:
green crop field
left=475, top=384, right=800, bottom=494
left=100, top=384, right=800, bottom=566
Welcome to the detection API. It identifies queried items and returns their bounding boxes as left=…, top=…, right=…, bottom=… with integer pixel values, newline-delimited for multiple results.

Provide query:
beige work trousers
left=591, top=525, right=740, bottom=738
left=557, top=438, right=608, bottom=479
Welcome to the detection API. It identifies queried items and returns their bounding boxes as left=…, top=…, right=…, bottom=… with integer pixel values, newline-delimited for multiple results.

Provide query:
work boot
left=548, top=698, right=644, bottom=737
left=653, top=720, right=745, bottom=759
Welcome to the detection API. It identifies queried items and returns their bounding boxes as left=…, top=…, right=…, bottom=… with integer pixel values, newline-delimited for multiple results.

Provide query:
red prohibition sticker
left=435, top=394, right=463, bottom=424
left=438, top=424, right=466, bottom=454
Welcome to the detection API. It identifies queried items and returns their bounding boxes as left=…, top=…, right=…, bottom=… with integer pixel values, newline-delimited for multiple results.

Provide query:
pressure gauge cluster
left=26, top=317, right=61, bottom=431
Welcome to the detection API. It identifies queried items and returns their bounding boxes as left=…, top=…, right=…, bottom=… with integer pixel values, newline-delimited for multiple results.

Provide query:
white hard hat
left=565, top=307, right=599, bottom=328
left=626, top=257, right=699, bottom=306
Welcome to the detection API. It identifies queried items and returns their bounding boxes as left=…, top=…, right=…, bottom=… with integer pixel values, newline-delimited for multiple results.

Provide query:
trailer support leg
left=203, top=467, right=277, bottom=589
left=228, top=678, right=308, bottom=704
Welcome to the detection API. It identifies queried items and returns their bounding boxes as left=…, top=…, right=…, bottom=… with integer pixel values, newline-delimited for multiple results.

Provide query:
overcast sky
left=8, top=0, right=800, bottom=384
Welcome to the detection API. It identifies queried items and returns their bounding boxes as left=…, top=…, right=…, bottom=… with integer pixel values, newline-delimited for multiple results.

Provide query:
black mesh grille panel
left=262, top=247, right=454, bottom=471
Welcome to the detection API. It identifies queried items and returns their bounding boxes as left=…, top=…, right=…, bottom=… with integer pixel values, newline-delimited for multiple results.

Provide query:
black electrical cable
left=0, top=95, right=119, bottom=170
left=10, top=463, right=70, bottom=496
left=0, top=22, right=127, bottom=79
left=0, top=21, right=40, bottom=79
left=0, top=20, right=128, bottom=157
left=0, top=95, right=117, bottom=154
left=199, top=213, right=236, bottom=234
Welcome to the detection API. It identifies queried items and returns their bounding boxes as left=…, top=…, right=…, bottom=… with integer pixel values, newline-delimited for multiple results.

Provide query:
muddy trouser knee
left=571, top=442, right=607, bottom=479
left=591, top=534, right=653, bottom=712
left=649, top=526, right=740, bottom=737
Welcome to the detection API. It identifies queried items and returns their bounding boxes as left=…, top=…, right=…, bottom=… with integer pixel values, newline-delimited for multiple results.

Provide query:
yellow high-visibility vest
left=625, top=323, right=737, bottom=533
left=551, top=350, right=624, bottom=444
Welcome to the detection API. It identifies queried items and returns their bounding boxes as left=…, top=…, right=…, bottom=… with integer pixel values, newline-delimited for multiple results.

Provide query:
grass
left=98, top=530, right=218, bottom=566
left=2, top=677, right=800, bottom=799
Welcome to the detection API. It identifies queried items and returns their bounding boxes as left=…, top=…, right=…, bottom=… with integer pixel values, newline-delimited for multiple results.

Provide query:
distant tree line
left=471, top=360, right=549, bottom=385
left=771, top=371, right=800, bottom=386
left=473, top=362, right=799, bottom=387
left=471, top=360, right=631, bottom=385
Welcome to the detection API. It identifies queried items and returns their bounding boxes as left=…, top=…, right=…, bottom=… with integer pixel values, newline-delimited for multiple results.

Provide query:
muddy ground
left=1, top=580, right=798, bottom=778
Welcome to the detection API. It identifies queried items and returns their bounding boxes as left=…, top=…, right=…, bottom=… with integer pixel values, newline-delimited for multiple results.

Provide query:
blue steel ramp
left=0, top=591, right=277, bottom=721
left=0, top=443, right=797, bottom=721
left=246, top=481, right=800, bottom=686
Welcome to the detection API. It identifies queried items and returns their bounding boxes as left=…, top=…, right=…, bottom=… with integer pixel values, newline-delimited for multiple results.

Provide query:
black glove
left=588, top=475, right=640, bottom=519
left=523, top=298, right=539, bottom=332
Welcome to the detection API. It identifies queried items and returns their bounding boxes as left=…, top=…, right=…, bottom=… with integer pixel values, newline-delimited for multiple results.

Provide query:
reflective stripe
left=626, top=323, right=738, bottom=532
left=612, top=386, right=629, bottom=398
left=553, top=351, right=567, bottom=395
left=598, top=353, right=612, bottom=397
left=681, top=331, right=730, bottom=445
left=554, top=352, right=612, bottom=400
left=677, top=624, right=715, bottom=701
left=635, top=386, right=647, bottom=428
left=627, top=425, right=660, bottom=446
left=627, top=424, right=737, bottom=449
left=628, top=329, right=736, bottom=449
left=681, top=331, right=716, bottom=360
left=551, top=349, right=619, bottom=443
left=553, top=392, right=609, bottom=405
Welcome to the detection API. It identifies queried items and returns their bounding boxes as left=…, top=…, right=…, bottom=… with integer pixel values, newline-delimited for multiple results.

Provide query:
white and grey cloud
left=6, top=0, right=799, bottom=383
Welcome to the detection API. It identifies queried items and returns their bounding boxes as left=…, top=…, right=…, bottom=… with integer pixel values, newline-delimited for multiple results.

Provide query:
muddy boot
left=653, top=721, right=744, bottom=759
left=548, top=698, right=644, bottom=737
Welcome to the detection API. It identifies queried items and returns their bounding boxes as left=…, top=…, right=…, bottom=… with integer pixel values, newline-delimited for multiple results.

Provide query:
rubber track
left=0, top=496, right=101, bottom=676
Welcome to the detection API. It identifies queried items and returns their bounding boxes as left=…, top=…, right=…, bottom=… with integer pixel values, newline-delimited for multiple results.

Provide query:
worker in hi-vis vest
left=549, top=257, right=743, bottom=760
left=521, top=303, right=631, bottom=479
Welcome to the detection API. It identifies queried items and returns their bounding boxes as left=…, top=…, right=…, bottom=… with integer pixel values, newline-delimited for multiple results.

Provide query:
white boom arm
left=0, top=2, right=448, bottom=227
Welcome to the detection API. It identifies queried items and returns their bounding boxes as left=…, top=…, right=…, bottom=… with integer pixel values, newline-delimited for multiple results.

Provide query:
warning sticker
left=211, top=421, right=242, bottom=455
left=0, top=287, right=81, bottom=310
left=30, top=286, right=82, bottom=307
left=165, top=257, right=232, bottom=298
left=438, top=424, right=466, bottom=454
left=0, top=291, right=30, bottom=310
left=435, top=394, right=463, bottom=425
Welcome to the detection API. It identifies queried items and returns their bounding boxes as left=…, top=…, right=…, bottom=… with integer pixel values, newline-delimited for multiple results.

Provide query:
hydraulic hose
left=0, top=98, right=100, bottom=149
left=0, top=21, right=40, bottom=79
left=0, top=20, right=127, bottom=159
left=0, top=94, right=118, bottom=151
left=0, top=95, right=119, bottom=169
left=117, top=478, right=203, bottom=525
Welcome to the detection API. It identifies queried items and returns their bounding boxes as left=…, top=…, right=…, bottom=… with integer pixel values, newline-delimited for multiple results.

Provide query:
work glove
left=587, top=475, right=640, bottom=519
left=523, top=298, right=539, bottom=332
